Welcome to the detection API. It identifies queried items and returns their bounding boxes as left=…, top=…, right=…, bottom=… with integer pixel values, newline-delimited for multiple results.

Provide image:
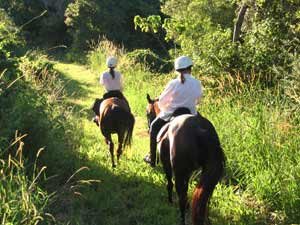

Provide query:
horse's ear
left=146, top=93, right=152, bottom=103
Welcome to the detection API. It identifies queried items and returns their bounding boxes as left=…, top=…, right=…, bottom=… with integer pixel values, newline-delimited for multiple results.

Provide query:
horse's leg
left=117, top=132, right=124, bottom=161
left=164, top=163, right=173, bottom=204
left=175, top=174, right=189, bottom=225
left=106, top=135, right=115, bottom=168
left=160, top=139, right=173, bottom=203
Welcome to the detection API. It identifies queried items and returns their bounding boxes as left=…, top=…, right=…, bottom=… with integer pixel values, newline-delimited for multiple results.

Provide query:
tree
left=64, top=0, right=162, bottom=51
left=233, top=3, right=248, bottom=42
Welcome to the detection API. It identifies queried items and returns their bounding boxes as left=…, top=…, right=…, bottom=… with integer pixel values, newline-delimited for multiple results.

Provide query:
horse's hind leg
left=175, top=175, right=189, bottom=225
left=164, top=163, right=173, bottom=203
left=117, top=132, right=124, bottom=161
left=106, top=136, right=115, bottom=168
left=160, top=140, right=173, bottom=203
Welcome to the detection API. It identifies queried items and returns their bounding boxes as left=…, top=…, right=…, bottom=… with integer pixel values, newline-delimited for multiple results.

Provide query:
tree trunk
left=233, top=4, right=249, bottom=43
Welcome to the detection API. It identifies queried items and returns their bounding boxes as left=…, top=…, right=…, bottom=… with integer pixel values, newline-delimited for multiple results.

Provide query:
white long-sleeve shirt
left=99, top=70, right=124, bottom=92
left=158, top=73, right=202, bottom=120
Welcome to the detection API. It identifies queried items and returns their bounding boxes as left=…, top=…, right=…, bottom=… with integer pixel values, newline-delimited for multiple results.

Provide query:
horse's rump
left=158, top=113, right=225, bottom=225
left=101, top=98, right=129, bottom=130
left=99, top=97, right=134, bottom=147
left=100, top=97, right=130, bottom=113
left=156, top=123, right=170, bottom=143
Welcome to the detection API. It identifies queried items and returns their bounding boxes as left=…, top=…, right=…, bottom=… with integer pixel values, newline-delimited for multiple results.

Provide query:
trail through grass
left=53, top=62, right=182, bottom=225
left=52, top=61, right=299, bottom=225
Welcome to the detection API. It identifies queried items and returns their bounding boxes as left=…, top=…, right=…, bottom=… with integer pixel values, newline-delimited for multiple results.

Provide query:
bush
left=64, top=0, right=162, bottom=51
left=160, top=0, right=300, bottom=80
left=0, top=134, right=53, bottom=225
left=0, top=50, right=81, bottom=174
left=126, top=49, right=172, bottom=73
left=0, top=9, right=24, bottom=76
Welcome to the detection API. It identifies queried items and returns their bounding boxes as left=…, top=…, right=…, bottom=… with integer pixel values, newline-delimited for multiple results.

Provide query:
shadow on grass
left=53, top=65, right=95, bottom=116
left=48, top=48, right=88, bottom=65
left=47, top=150, right=268, bottom=225
left=46, top=150, right=176, bottom=225
left=39, top=56, right=272, bottom=225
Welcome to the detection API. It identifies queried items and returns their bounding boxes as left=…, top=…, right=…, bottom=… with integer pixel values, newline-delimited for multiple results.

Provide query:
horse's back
left=168, top=114, right=221, bottom=170
left=100, top=97, right=132, bottom=134
left=100, top=97, right=130, bottom=113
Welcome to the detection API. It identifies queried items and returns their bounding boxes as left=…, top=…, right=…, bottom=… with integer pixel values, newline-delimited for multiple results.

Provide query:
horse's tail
left=123, top=110, right=135, bottom=148
left=192, top=145, right=225, bottom=225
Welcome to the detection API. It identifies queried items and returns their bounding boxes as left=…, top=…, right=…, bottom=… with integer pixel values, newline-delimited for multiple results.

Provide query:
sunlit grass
left=5, top=45, right=297, bottom=224
left=72, top=45, right=299, bottom=224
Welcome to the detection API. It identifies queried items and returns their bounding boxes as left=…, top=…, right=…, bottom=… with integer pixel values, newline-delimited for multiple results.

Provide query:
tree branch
left=233, top=4, right=249, bottom=43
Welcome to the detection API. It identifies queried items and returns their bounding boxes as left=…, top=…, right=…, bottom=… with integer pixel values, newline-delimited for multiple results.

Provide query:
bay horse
left=146, top=94, right=225, bottom=225
left=99, top=97, right=135, bottom=168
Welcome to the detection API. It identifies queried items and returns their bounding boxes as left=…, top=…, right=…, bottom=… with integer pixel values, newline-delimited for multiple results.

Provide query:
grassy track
left=53, top=62, right=183, bottom=225
left=52, top=60, right=299, bottom=225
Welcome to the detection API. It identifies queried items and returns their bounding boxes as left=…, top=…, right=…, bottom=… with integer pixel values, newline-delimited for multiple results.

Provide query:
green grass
left=49, top=48, right=300, bottom=225
left=3, top=48, right=298, bottom=224
left=52, top=61, right=182, bottom=225
left=0, top=134, right=53, bottom=225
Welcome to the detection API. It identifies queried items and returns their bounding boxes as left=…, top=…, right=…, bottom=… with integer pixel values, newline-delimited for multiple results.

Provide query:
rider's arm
left=120, top=73, right=124, bottom=92
left=99, top=73, right=104, bottom=85
left=158, top=81, right=174, bottom=110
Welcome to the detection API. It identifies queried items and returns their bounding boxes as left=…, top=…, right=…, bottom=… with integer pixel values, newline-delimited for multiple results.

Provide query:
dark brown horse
left=99, top=97, right=135, bottom=167
left=146, top=94, right=225, bottom=225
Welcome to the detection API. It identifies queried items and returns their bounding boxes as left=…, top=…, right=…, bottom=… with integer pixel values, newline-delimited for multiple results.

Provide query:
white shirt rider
left=157, top=73, right=202, bottom=121
left=99, top=70, right=124, bottom=92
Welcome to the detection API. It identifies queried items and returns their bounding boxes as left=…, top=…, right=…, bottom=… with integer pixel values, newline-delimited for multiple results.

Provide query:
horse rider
left=92, top=56, right=129, bottom=126
left=144, top=56, right=203, bottom=167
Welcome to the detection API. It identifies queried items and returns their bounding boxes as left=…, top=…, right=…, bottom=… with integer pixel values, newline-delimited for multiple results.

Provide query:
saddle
left=157, top=107, right=191, bottom=143
left=91, top=90, right=129, bottom=116
left=170, top=107, right=191, bottom=119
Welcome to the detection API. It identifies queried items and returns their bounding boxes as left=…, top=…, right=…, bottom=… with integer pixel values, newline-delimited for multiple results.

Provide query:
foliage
left=64, top=0, right=163, bottom=52
left=126, top=49, right=172, bottom=73
left=52, top=49, right=300, bottom=224
left=0, top=35, right=85, bottom=223
left=277, top=53, right=300, bottom=107
left=0, top=134, right=53, bottom=225
left=87, top=37, right=125, bottom=73
left=134, top=0, right=237, bottom=75
left=0, top=0, right=70, bottom=45
left=203, top=72, right=300, bottom=223
left=0, top=9, right=24, bottom=75
left=155, top=0, right=300, bottom=79
left=134, top=15, right=162, bottom=33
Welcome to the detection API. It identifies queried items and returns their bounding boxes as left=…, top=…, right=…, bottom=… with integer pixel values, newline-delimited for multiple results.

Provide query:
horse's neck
left=153, top=102, right=160, bottom=116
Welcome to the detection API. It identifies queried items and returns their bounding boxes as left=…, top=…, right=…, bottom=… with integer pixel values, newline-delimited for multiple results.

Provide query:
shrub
left=126, top=49, right=172, bottom=73
left=0, top=9, right=24, bottom=76
left=64, top=0, right=162, bottom=51
left=0, top=133, right=53, bottom=225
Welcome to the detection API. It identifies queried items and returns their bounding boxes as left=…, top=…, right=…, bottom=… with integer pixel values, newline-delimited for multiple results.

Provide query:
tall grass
left=201, top=72, right=300, bottom=223
left=87, top=40, right=300, bottom=224
left=0, top=132, right=54, bottom=225
left=0, top=51, right=95, bottom=224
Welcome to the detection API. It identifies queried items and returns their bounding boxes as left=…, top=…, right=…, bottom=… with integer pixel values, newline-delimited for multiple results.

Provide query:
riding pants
left=149, top=117, right=168, bottom=165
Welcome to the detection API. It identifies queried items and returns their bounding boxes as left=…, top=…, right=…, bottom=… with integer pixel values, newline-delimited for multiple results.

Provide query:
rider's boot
left=144, top=134, right=156, bottom=167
